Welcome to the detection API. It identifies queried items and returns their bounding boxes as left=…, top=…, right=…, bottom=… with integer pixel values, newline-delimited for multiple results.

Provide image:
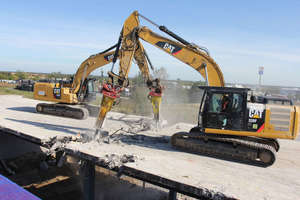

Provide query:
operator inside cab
left=220, top=94, right=231, bottom=127
left=221, top=94, right=231, bottom=113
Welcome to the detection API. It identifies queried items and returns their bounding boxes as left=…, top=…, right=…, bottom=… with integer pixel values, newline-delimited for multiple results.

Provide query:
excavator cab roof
left=198, top=86, right=250, bottom=93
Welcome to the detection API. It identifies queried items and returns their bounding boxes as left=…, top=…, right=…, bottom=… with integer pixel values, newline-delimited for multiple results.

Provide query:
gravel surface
left=1, top=95, right=300, bottom=200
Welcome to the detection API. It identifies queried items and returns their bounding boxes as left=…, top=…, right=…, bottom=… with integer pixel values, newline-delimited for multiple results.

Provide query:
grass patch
left=0, top=86, right=34, bottom=99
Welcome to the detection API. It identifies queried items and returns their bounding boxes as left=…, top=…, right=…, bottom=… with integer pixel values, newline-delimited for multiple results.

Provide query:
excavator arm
left=136, top=26, right=225, bottom=87
left=72, top=45, right=117, bottom=95
left=122, top=10, right=224, bottom=87
left=133, top=40, right=151, bottom=81
left=93, top=37, right=157, bottom=131
left=94, top=39, right=159, bottom=130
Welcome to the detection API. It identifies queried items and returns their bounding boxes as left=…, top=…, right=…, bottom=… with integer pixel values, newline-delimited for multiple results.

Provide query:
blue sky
left=0, top=0, right=299, bottom=86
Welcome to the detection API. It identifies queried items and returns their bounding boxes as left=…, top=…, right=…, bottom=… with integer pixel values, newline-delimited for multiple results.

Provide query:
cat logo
left=163, top=43, right=175, bottom=53
left=248, top=104, right=264, bottom=119
left=249, top=109, right=263, bottom=119
left=155, top=41, right=182, bottom=55
left=53, top=88, right=61, bottom=99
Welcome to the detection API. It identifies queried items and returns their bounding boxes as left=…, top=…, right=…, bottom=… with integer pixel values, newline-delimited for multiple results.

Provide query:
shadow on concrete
left=117, top=133, right=173, bottom=151
left=5, top=118, right=92, bottom=135
left=7, top=107, right=37, bottom=113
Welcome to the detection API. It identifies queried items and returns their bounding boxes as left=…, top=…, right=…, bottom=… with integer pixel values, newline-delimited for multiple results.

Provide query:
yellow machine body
left=34, top=82, right=78, bottom=104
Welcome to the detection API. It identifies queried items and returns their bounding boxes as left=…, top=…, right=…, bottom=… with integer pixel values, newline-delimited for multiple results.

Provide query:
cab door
left=202, top=91, right=247, bottom=131
left=83, top=79, right=97, bottom=102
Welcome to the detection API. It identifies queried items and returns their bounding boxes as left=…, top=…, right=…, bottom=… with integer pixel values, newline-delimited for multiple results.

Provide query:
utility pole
left=258, top=66, right=264, bottom=86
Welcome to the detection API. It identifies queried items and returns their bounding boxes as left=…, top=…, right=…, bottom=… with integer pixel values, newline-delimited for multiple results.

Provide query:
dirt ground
left=1, top=95, right=300, bottom=199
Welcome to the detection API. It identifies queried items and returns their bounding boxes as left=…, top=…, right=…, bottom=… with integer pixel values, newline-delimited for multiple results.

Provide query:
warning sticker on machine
left=247, top=103, right=265, bottom=132
left=248, top=103, right=265, bottom=119
left=38, top=91, right=45, bottom=96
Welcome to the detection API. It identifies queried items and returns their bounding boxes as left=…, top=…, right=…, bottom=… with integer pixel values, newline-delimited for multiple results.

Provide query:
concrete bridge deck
left=1, top=95, right=300, bottom=200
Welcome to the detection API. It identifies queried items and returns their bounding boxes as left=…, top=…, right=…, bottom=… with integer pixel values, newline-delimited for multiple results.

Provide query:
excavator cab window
left=80, top=79, right=96, bottom=102
left=201, top=87, right=248, bottom=131
left=87, top=79, right=95, bottom=94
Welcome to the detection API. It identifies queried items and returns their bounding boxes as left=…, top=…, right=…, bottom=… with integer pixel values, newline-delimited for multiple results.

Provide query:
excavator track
left=171, top=131, right=277, bottom=167
left=36, top=103, right=89, bottom=120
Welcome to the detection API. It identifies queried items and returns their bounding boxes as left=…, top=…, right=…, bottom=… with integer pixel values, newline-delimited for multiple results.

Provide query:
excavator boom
left=72, top=45, right=117, bottom=94
left=120, top=11, right=224, bottom=87
left=137, top=26, right=225, bottom=87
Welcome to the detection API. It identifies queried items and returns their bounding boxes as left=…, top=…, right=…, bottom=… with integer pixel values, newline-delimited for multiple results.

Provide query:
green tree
left=8, top=73, right=17, bottom=80
left=47, top=72, right=63, bottom=79
left=15, top=70, right=28, bottom=80
left=32, top=76, right=41, bottom=81
left=0, top=73, right=7, bottom=79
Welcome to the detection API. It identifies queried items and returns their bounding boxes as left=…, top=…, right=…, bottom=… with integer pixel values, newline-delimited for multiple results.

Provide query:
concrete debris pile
left=41, top=129, right=142, bottom=170
left=71, top=117, right=169, bottom=145
left=124, top=118, right=153, bottom=133
left=97, top=154, right=138, bottom=169
left=43, top=135, right=76, bottom=156
left=76, top=128, right=170, bottom=146
left=108, top=116, right=168, bottom=132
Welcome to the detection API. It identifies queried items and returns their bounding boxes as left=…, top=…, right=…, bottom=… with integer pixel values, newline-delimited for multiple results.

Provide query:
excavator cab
left=77, top=78, right=97, bottom=103
left=172, top=86, right=281, bottom=167
left=198, top=87, right=250, bottom=131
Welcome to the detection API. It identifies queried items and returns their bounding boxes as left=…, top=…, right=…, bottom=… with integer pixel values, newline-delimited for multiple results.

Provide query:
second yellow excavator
left=34, top=45, right=116, bottom=119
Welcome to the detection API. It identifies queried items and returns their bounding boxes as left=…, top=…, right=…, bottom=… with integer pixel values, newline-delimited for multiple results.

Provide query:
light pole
left=258, top=66, right=264, bottom=86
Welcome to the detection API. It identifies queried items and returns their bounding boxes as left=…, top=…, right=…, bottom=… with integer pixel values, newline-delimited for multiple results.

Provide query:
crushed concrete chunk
left=98, top=154, right=138, bottom=169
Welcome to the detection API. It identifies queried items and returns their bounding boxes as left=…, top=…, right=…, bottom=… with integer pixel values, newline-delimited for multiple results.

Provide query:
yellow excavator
left=34, top=45, right=116, bottom=119
left=97, top=11, right=299, bottom=166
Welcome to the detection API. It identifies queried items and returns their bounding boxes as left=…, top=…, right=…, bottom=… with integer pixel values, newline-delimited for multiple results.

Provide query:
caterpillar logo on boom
left=104, top=54, right=114, bottom=61
left=155, top=41, right=182, bottom=55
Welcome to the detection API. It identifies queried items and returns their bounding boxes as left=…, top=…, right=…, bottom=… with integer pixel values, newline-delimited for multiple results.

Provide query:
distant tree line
left=0, top=71, right=73, bottom=81
left=0, top=71, right=29, bottom=80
